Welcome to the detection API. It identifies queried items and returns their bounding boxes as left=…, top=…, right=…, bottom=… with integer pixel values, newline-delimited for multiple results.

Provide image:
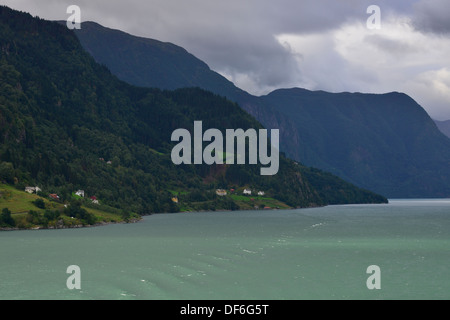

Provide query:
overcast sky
left=1, top=0, right=449, bottom=120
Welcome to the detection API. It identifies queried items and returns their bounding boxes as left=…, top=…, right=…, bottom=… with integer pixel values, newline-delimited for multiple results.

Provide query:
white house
left=25, top=187, right=35, bottom=194
left=25, top=186, right=41, bottom=194
left=258, top=191, right=265, bottom=196
left=75, top=190, right=85, bottom=198
left=216, top=189, right=227, bottom=197
left=243, top=189, right=252, bottom=195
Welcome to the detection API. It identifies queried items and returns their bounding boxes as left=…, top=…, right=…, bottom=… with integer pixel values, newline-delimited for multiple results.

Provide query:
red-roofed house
left=49, top=194, right=59, bottom=200
left=90, top=196, right=99, bottom=204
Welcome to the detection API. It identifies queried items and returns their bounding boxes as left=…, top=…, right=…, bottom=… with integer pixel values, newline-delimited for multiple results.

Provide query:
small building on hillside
left=243, top=189, right=252, bottom=195
left=25, top=186, right=41, bottom=194
left=75, top=190, right=85, bottom=198
left=49, top=194, right=60, bottom=200
left=25, top=187, right=35, bottom=194
left=90, top=196, right=99, bottom=204
left=258, top=191, right=265, bottom=196
left=216, top=189, right=227, bottom=197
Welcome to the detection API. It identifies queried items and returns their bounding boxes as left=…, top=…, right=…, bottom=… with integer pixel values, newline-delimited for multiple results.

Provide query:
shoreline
left=0, top=218, right=143, bottom=232
left=0, top=200, right=394, bottom=232
left=0, top=206, right=300, bottom=232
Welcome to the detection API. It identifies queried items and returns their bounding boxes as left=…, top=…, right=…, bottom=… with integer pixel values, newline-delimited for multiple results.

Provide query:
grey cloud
left=364, top=34, right=420, bottom=56
left=0, top=1, right=419, bottom=90
left=412, top=0, right=450, bottom=34
left=1, top=0, right=449, bottom=118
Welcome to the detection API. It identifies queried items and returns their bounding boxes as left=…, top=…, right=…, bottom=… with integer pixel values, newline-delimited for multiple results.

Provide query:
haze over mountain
left=435, top=120, right=450, bottom=139
left=0, top=6, right=386, bottom=216
left=73, top=21, right=450, bottom=198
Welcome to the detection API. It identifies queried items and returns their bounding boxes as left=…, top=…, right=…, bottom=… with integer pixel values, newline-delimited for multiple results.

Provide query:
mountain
left=73, top=21, right=450, bottom=198
left=73, top=21, right=248, bottom=99
left=258, top=89, right=450, bottom=198
left=435, top=120, right=450, bottom=139
left=0, top=6, right=385, bottom=220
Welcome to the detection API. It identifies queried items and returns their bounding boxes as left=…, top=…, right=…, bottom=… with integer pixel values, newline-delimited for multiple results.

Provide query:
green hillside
left=0, top=6, right=386, bottom=230
left=0, top=183, right=134, bottom=230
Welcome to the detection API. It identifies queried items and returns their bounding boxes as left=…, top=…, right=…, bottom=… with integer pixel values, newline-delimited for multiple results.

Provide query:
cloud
left=0, top=0, right=372, bottom=95
left=0, top=0, right=449, bottom=119
left=412, top=0, right=450, bottom=34
left=277, top=14, right=450, bottom=119
left=404, top=68, right=450, bottom=120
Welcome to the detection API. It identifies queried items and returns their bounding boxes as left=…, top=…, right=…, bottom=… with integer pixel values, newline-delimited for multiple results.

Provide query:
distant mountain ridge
left=73, top=22, right=246, bottom=98
left=73, top=21, right=450, bottom=198
left=258, top=88, right=450, bottom=197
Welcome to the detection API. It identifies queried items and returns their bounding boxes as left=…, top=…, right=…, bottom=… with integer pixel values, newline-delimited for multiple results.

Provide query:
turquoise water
left=1, top=199, right=449, bottom=300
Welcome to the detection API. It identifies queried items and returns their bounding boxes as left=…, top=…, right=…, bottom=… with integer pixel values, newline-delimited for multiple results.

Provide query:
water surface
left=1, top=199, right=449, bottom=300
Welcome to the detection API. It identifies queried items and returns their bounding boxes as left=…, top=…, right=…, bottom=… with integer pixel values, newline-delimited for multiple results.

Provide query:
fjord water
left=1, top=200, right=449, bottom=300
